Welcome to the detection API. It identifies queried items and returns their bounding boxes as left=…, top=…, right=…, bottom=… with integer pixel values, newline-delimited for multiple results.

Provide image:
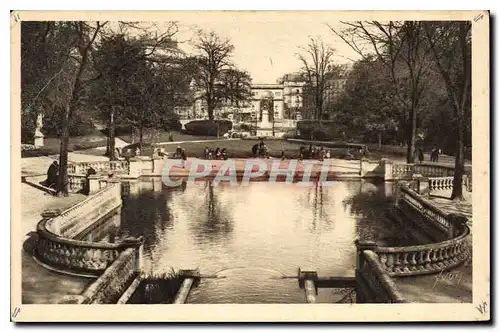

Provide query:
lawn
left=117, top=129, right=217, bottom=144
left=21, top=133, right=107, bottom=158
left=157, top=139, right=361, bottom=159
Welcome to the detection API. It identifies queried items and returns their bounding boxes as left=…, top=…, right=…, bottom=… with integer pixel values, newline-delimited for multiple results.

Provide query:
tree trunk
left=107, top=107, right=116, bottom=161
left=451, top=110, right=465, bottom=200
left=406, top=106, right=417, bottom=163
left=58, top=105, right=71, bottom=197
left=378, top=131, right=382, bottom=151
left=139, top=125, right=144, bottom=151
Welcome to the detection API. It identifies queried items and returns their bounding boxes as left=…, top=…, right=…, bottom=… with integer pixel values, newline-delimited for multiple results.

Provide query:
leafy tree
left=424, top=21, right=472, bottom=200
left=334, top=56, right=400, bottom=149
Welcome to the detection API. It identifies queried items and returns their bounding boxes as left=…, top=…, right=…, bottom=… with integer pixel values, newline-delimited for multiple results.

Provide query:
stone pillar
left=380, top=158, right=393, bottom=181
left=152, top=156, right=165, bottom=176
left=447, top=213, right=468, bottom=239
left=88, top=175, right=101, bottom=195
left=413, top=175, right=429, bottom=196
left=128, top=179, right=140, bottom=196
left=128, top=158, right=142, bottom=178
left=135, top=236, right=145, bottom=273
left=354, top=239, right=378, bottom=304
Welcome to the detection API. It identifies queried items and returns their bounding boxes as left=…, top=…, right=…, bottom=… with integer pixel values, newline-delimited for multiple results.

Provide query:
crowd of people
left=298, top=144, right=331, bottom=161
left=204, top=146, right=229, bottom=160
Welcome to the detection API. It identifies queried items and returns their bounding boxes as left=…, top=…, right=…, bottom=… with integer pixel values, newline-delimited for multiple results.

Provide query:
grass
left=21, top=133, right=107, bottom=158
left=118, top=129, right=217, bottom=144
left=127, top=269, right=185, bottom=304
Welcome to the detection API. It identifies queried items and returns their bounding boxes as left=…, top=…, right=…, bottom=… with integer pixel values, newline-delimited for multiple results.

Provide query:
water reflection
left=86, top=179, right=398, bottom=303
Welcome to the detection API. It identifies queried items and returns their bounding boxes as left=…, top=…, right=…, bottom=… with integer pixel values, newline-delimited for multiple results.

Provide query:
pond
left=84, top=178, right=401, bottom=303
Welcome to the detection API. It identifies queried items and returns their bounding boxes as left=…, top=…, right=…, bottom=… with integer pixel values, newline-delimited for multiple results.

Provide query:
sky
left=172, top=19, right=362, bottom=84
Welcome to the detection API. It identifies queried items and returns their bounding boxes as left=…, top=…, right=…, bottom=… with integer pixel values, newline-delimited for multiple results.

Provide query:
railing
left=35, top=182, right=128, bottom=275
left=68, top=174, right=87, bottom=193
left=79, top=246, right=141, bottom=304
left=45, top=183, right=121, bottom=238
left=397, top=185, right=452, bottom=233
left=36, top=225, right=123, bottom=274
left=355, top=246, right=407, bottom=303
left=414, top=164, right=455, bottom=177
left=392, top=163, right=414, bottom=179
left=378, top=184, right=471, bottom=277
left=68, top=160, right=129, bottom=176
left=428, top=176, right=454, bottom=191
left=428, top=175, right=471, bottom=193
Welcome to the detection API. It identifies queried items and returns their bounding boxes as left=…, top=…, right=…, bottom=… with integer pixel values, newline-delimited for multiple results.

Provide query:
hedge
left=184, top=120, right=233, bottom=136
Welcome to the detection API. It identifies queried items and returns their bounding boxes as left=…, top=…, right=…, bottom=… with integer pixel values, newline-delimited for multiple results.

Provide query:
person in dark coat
left=252, top=144, right=259, bottom=157
left=181, top=149, right=187, bottom=168
left=418, top=149, right=424, bottom=163
left=46, top=161, right=59, bottom=188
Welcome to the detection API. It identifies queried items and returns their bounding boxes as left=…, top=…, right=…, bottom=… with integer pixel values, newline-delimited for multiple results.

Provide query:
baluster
left=386, top=254, right=395, bottom=273
left=424, top=250, right=432, bottom=270
left=379, top=253, right=388, bottom=271
left=393, top=253, right=402, bottom=274
left=402, top=253, right=410, bottom=273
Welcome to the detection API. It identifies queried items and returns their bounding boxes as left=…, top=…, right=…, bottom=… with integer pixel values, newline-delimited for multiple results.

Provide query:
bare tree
left=330, top=21, right=433, bottom=163
left=424, top=21, right=471, bottom=200
left=191, top=30, right=235, bottom=121
left=297, top=38, right=336, bottom=121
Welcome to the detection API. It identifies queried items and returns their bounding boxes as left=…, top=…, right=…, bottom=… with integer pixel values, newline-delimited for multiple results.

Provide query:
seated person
left=44, top=160, right=59, bottom=189
left=252, top=144, right=259, bottom=157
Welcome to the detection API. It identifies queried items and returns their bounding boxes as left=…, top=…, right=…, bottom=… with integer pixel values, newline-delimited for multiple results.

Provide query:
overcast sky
left=173, top=19, right=362, bottom=83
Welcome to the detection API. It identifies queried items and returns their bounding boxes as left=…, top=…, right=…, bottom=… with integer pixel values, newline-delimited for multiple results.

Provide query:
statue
left=34, top=113, right=44, bottom=147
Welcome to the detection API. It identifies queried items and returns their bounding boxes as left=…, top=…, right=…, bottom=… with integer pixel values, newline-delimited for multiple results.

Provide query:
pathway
left=393, top=189, right=473, bottom=303
left=20, top=153, right=108, bottom=304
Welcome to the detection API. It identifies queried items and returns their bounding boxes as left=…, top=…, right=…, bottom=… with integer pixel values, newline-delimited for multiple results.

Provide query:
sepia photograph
left=11, top=10, right=490, bottom=322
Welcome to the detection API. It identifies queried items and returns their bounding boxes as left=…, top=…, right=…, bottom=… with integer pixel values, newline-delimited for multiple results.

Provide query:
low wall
left=372, top=184, right=470, bottom=277
left=355, top=243, right=407, bottom=303
left=34, top=182, right=141, bottom=276
left=61, top=245, right=143, bottom=304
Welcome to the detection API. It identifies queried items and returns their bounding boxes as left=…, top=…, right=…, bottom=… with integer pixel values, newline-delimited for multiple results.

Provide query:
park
left=18, top=18, right=475, bottom=306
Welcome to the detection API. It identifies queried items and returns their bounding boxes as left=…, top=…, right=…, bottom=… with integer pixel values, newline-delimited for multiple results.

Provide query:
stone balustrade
left=68, top=174, right=87, bottom=193
left=79, top=244, right=143, bottom=304
left=396, top=185, right=453, bottom=234
left=428, top=175, right=472, bottom=193
left=374, top=229, right=469, bottom=277
left=35, top=182, right=131, bottom=275
left=355, top=242, right=407, bottom=303
left=44, top=182, right=122, bottom=238
left=68, top=160, right=129, bottom=176
left=376, top=183, right=470, bottom=277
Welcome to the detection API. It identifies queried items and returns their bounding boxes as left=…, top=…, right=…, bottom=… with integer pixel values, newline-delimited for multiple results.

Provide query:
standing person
left=204, top=147, right=209, bottom=159
left=418, top=149, right=424, bottom=163
left=175, top=145, right=182, bottom=159
left=435, top=148, right=440, bottom=163
left=215, top=147, right=221, bottom=160
left=169, top=132, right=174, bottom=142
left=181, top=149, right=187, bottom=168
left=281, top=149, right=285, bottom=161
